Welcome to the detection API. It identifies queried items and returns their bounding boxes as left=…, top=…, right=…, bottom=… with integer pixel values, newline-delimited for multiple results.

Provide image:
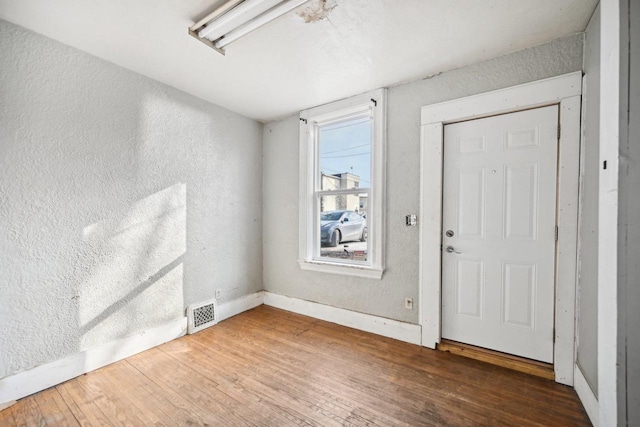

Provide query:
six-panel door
left=441, top=105, right=559, bottom=363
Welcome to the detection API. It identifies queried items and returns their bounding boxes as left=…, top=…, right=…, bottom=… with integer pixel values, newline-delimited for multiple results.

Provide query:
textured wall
left=263, top=34, right=584, bottom=323
left=577, top=4, right=600, bottom=396
left=0, top=20, right=263, bottom=379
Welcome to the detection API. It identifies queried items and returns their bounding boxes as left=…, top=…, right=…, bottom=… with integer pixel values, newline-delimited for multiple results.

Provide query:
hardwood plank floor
left=0, top=305, right=590, bottom=426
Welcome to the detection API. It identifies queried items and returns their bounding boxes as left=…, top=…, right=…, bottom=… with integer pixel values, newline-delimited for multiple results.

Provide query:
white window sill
left=298, top=260, right=383, bottom=279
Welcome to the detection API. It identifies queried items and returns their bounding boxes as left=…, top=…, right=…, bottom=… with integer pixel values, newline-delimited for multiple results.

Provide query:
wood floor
left=1, top=305, right=590, bottom=426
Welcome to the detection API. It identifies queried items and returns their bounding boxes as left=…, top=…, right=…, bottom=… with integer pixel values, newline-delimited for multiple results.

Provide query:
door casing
left=418, top=72, right=582, bottom=386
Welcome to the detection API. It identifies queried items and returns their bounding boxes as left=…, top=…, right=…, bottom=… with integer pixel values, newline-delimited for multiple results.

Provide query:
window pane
left=319, top=117, right=371, bottom=191
left=318, top=194, right=368, bottom=262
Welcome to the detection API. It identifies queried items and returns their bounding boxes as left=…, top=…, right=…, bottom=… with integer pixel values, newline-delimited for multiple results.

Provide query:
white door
left=441, top=105, right=558, bottom=363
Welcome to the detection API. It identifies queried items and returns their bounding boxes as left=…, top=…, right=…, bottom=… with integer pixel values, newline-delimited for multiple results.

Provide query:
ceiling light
left=189, top=0, right=310, bottom=55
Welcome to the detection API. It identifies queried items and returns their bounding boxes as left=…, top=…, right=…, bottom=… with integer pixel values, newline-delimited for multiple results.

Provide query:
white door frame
left=418, top=72, right=582, bottom=386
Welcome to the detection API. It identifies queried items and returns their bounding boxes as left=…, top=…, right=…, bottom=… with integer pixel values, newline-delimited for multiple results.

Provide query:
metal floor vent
left=186, top=299, right=218, bottom=334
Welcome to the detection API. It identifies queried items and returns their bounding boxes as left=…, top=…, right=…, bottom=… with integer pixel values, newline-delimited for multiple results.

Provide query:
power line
left=320, top=143, right=370, bottom=155
left=322, top=152, right=370, bottom=159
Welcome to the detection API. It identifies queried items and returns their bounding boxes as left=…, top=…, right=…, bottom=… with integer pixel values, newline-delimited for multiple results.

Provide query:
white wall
left=0, top=20, right=263, bottom=380
left=577, top=4, right=600, bottom=396
left=263, top=34, right=584, bottom=323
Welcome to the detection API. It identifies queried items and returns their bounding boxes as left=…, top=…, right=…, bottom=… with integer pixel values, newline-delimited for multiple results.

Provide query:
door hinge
left=555, top=226, right=559, bottom=241
left=557, top=125, right=561, bottom=140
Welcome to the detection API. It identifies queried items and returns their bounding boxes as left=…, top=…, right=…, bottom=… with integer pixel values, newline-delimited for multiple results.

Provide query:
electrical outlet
left=215, top=289, right=222, bottom=299
left=404, top=297, right=413, bottom=310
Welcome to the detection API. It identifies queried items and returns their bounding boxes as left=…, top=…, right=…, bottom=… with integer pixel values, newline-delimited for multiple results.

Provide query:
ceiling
left=0, top=0, right=598, bottom=122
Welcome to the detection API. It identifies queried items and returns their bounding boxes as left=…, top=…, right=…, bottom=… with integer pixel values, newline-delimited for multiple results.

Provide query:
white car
left=320, top=210, right=367, bottom=247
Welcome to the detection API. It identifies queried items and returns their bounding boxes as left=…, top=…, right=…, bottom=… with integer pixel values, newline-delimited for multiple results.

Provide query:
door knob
left=445, top=245, right=461, bottom=254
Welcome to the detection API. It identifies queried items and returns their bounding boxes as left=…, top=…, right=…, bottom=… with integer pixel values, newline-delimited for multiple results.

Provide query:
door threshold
left=437, top=339, right=555, bottom=381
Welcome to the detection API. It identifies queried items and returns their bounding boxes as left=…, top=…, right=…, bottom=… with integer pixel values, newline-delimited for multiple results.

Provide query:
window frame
left=298, top=89, right=386, bottom=279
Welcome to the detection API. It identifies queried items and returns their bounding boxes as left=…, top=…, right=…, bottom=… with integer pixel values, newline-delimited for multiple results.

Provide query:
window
left=298, top=89, right=386, bottom=279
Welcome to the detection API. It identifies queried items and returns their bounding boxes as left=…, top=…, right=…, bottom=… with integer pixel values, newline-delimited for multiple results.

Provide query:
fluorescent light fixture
left=189, top=0, right=310, bottom=54
left=190, top=0, right=244, bottom=31
left=198, top=0, right=283, bottom=41
left=214, top=0, right=308, bottom=49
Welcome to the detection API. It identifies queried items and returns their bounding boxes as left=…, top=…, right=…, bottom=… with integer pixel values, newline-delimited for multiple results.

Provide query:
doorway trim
left=418, top=71, right=583, bottom=386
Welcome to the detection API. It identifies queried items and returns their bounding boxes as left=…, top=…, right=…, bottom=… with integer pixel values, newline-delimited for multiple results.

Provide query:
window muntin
left=299, top=89, right=386, bottom=278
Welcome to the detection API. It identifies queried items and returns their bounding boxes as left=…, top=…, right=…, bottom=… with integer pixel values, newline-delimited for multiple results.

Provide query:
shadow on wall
left=0, top=22, right=262, bottom=381
left=134, top=93, right=263, bottom=307
left=78, top=183, right=187, bottom=348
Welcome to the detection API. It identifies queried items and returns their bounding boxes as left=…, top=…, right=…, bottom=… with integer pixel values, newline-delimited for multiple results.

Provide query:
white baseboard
left=263, top=292, right=422, bottom=345
left=0, top=317, right=187, bottom=407
left=217, top=291, right=264, bottom=322
left=574, top=364, right=599, bottom=426
left=0, top=291, right=265, bottom=408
